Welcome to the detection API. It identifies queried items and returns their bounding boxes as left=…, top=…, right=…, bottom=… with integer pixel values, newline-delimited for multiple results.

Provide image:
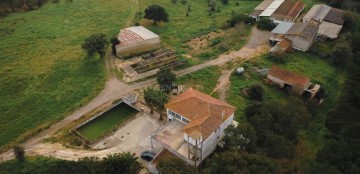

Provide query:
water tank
left=236, top=67, right=244, bottom=74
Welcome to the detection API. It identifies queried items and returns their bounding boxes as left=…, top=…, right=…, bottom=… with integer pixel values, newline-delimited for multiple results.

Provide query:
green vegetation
left=156, top=67, right=177, bottom=93
left=176, top=66, right=221, bottom=95
left=226, top=51, right=342, bottom=172
left=81, top=33, right=108, bottom=58
left=0, top=153, right=142, bottom=174
left=141, top=0, right=259, bottom=52
left=0, top=0, right=142, bottom=150
left=144, top=4, right=169, bottom=25
left=144, top=88, right=168, bottom=114
left=77, top=103, right=138, bottom=142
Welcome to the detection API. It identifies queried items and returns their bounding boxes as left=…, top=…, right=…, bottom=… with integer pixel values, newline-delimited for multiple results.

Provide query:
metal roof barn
left=260, top=0, right=285, bottom=17
left=116, top=26, right=161, bottom=57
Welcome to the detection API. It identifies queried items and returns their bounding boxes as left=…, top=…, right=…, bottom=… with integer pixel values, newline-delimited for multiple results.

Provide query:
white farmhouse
left=115, top=26, right=160, bottom=57
left=149, top=88, right=236, bottom=170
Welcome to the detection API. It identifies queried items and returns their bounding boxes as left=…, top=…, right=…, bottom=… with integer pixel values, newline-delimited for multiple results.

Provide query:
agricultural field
left=0, top=0, right=259, bottom=150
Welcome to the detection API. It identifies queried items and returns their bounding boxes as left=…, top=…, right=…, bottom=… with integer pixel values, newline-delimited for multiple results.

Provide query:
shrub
left=257, top=18, right=276, bottom=31
left=248, top=84, right=264, bottom=101
left=13, top=145, right=25, bottom=161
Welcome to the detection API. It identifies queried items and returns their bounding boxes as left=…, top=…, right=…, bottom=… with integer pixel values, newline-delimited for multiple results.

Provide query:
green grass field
left=77, top=103, right=138, bottom=142
left=176, top=66, right=221, bottom=95
left=0, top=0, right=259, bottom=150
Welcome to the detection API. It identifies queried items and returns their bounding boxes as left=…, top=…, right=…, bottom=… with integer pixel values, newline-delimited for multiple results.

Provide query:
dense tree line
left=0, top=152, right=142, bottom=174
left=0, top=0, right=73, bottom=16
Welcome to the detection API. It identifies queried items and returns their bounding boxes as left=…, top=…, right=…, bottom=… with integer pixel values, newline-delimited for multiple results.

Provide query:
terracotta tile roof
left=268, top=66, right=310, bottom=88
left=165, top=88, right=235, bottom=139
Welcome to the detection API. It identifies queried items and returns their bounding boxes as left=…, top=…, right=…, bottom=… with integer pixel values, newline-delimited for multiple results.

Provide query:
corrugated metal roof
left=118, top=26, right=159, bottom=46
left=259, top=0, right=285, bottom=16
left=318, top=21, right=343, bottom=39
left=271, top=1, right=304, bottom=21
left=303, top=4, right=331, bottom=22
left=286, top=23, right=318, bottom=39
left=323, top=8, right=344, bottom=25
left=255, top=0, right=275, bottom=11
left=271, top=21, right=294, bottom=34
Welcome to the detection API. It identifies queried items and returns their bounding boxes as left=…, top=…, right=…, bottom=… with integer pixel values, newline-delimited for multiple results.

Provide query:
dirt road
left=0, top=27, right=271, bottom=163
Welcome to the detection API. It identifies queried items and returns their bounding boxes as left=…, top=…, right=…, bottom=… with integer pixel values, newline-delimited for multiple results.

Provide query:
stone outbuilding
left=267, top=66, right=320, bottom=98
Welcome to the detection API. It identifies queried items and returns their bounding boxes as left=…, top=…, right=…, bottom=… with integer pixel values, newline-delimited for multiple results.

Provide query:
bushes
left=257, top=18, right=276, bottom=31
left=227, top=14, right=255, bottom=28
left=247, top=84, right=264, bottom=101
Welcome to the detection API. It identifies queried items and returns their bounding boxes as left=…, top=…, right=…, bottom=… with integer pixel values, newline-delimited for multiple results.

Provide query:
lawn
left=176, top=66, right=222, bottom=95
left=226, top=51, right=343, bottom=171
left=76, top=102, right=138, bottom=142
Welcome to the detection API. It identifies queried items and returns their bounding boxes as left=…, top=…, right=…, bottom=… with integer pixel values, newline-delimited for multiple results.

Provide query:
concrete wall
left=116, top=37, right=160, bottom=57
left=285, top=35, right=314, bottom=51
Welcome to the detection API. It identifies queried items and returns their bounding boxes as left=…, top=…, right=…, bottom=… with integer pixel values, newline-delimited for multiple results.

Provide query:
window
left=182, top=117, right=190, bottom=124
left=175, top=114, right=181, bottom=119
left=169, top=110, right=176, bottom=117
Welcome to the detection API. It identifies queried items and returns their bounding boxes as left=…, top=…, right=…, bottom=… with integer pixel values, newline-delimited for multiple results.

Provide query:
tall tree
left=144, top=4, right=169, bottom=25
left=144, top=88, right=168, bottom=113
left=224, top=123, right=257, bottom=152
left=81, top=33, right=108, bottom=58
left=156, top=67, right=176, bottom=93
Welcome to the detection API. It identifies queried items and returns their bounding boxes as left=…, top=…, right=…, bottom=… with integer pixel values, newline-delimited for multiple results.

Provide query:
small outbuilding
left=267, top=66, right=320, bottom=98
left=116, top=26, right=161, bottom=57
left=270, top=21, right=318, bottom=51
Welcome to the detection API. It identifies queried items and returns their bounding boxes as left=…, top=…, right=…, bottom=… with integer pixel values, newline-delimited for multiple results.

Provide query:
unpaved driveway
left=0, top=27, right=271, bottom=163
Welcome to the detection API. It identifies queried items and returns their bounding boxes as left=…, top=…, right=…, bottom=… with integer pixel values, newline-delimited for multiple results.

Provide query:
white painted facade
left=166, top=109, right=234, bottom=161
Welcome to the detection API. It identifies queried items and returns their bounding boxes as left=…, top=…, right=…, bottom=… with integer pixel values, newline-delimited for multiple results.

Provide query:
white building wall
left=201, top=114, right=234, bottom=160
left=116, top=37, right=160, bottom=57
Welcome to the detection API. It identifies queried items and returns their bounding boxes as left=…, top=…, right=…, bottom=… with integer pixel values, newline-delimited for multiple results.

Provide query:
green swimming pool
left=76, top=102, right=138, bottom=142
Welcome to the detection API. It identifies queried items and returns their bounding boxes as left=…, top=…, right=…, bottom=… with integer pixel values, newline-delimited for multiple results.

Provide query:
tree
left=247, top=84, right=264, bottom=101
left=224, top=123, right=257, bottom=152
left=262, top=134, right=295, bottom=159
left=102, top=153, right=142, bottom=174
left=13, top=145, right=25, bottom=161
left=157, top=157, right=198, bottom=174
left=257, top=18, right=276, bottom=31
left=82, top=33, right=108, bottom=58
left=203, top=151, right=280, bottom=174
left=144, top=4, right=169, bottom=25
left=144, top=88, right=168, bottom=113
left=156, top=67, right=176, bottom=93
left=110, top=37, right=120, bottom=56
left=244, top=102, right=262, bottom=119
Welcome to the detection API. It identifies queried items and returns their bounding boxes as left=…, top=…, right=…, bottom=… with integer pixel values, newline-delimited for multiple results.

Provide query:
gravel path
left=0, top=27, right=271, bottom=163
